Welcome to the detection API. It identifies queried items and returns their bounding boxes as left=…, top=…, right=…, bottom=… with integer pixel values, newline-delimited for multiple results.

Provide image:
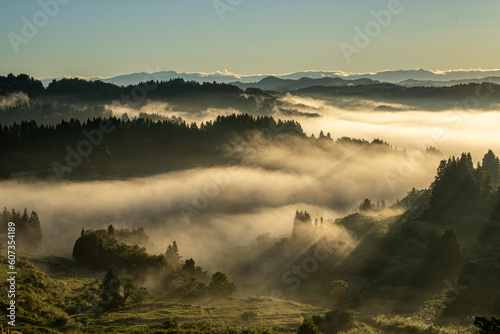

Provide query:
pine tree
left=482, top=149, right=500, bottom=183
left=100, top=266, right=124, bottom=310
left=165, top=241, right=182, bottom=267
left=21, top=208, right=29, bottom=222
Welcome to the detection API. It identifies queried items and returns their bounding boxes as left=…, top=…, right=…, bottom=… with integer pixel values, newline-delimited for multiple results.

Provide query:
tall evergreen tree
left=482, top=149, right=500, bottom=184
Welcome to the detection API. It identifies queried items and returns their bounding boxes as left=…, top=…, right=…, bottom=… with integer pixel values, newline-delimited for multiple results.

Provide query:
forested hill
left=0, top=114, right=305, bottom=179
left=0, top=113, right=408, bottom=180
left=0, top=74, right=285, bottom=124
left=0, top=73, right=242, bottom=100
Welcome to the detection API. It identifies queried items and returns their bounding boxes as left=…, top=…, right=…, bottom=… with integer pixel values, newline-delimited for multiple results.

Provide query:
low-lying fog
left=278, top=94, right=500, bottom=160
left=2, top=95, right=499, bottom=269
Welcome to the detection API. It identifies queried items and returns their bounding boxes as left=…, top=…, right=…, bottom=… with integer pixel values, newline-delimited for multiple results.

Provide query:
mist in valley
left=2, top=95, right=499, bottom=270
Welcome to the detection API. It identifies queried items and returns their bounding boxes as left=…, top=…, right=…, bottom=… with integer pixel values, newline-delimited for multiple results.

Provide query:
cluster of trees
left=107, top=225, right=150, bottom=247
left=0, top=207, right=42, bottom=250
left=161, top=240, right=236, bottom=298
left=72, top=226, right=165, bottom=272
left=66, top=264, right=151, bottom=315
left=426, top=150, right=500, bottom=219
left=358, top=198, right=386, bottom=212
left=0, top=73, right=44, bottom=96
left=394, top=187, right=428, bottom=208
left=72, top=226, right=237, bottom=299
left=291, top=210, right=312, bottom=239
left=291, top=211, right=336, bottom=243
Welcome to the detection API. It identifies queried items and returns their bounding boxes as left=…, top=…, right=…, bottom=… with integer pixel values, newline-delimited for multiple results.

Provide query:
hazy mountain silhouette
left=38, top=69, right=500, bottom=87
left=40, top=71, right=269, bottom=87
left=231, top=76, right=379, bottom=92
left=398, top=76, right=500, bottom=87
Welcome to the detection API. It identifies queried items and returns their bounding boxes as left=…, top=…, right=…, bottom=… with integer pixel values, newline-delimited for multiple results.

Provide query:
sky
left=1, top=0, right=499, bottom=78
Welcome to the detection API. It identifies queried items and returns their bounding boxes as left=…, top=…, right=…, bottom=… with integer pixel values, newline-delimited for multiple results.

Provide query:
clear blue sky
left=1, top=0, right=499, bottom=78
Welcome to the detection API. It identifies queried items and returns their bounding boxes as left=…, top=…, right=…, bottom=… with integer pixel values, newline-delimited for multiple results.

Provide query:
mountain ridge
left=37, top=68, right=500, bottom=87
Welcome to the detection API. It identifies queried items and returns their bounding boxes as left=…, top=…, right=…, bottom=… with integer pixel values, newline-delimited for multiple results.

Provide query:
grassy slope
left=15, top=253, right=326, bottom=333
left=86, top=296, right=326, bottom=333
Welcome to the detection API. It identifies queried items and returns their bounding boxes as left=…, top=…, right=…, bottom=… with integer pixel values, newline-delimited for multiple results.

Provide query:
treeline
left=46, top=77, right=241, bottom=100
left=4, top=74, right=500, bottom=104
left=0, top=207, right=42, bottom=250
left=296, top=82, right=500, bottom=105
left=0, top=114, right=305, bottom=177
left=0, top=74, right=278, bottom=122
left=0, top=103, right=113, bottom=125
left=0, top=73, right=246, bottom=102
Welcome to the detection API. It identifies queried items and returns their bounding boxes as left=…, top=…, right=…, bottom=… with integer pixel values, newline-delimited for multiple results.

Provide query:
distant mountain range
left=38, top=68, right=500, bottom=89
left=398, top=76, right=500, bottom=87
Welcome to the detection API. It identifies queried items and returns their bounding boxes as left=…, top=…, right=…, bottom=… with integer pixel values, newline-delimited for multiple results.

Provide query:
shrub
left=208, top=271, right=237, bottom=297
left=297, top=317, right=320, bottom=334
left=311, top=314, right=323, bottom=326
left=240, top=310, right=258, bottom=323
left=330, top=280, right=348, bottom=297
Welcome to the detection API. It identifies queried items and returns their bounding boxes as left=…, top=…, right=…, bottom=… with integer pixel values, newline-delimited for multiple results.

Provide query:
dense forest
left=0, top=113, right=305, bottom=178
